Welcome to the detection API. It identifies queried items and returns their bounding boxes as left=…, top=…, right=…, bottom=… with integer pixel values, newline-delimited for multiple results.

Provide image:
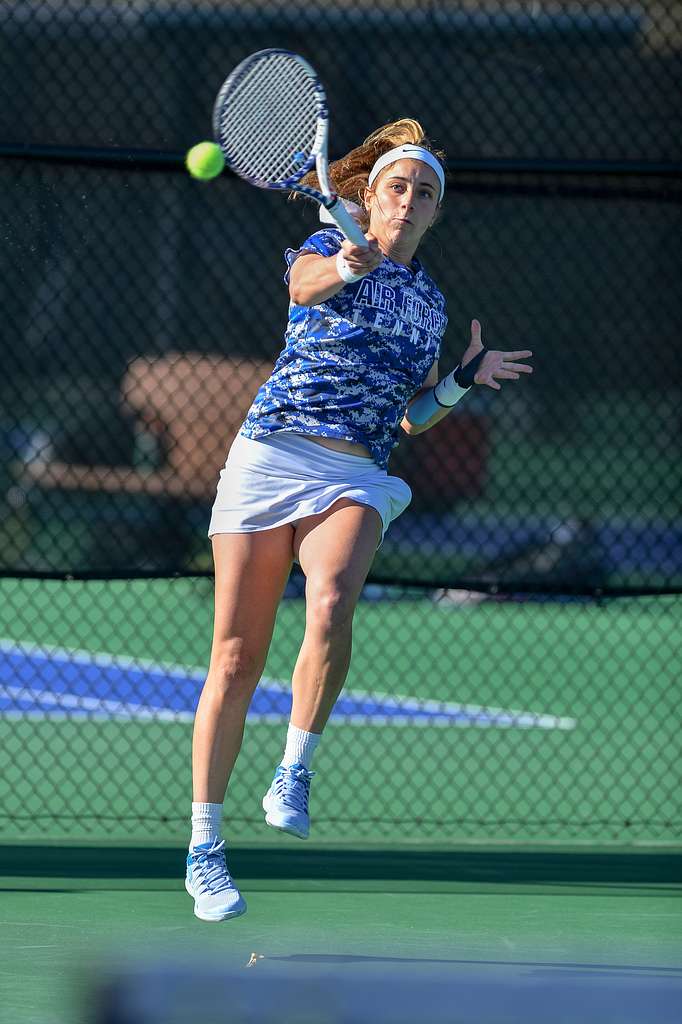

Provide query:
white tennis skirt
left=208, top=431, right=412, bottom=544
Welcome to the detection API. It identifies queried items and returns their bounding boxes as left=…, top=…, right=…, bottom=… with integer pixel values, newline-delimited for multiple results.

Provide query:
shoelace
left=273, top=765, right=315, bottom=812
left=190, top=838, right=235, bottom=895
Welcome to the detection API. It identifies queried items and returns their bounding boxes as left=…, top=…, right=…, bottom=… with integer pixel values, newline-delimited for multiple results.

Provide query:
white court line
left=0, top=637, right=206, bottom=681
left=0, top=686, right=575, bottom=728
left=0, top=638, right=576, bottom=729
left=1, top=685, right=193, bottom=722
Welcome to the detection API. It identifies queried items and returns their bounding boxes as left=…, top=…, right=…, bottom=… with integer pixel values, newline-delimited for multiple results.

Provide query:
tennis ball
left=185, top=141, right=225, bottom=181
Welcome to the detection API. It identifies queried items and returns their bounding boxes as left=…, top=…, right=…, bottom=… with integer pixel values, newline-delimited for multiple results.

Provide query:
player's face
left=365, top=159, right=440, bottom=248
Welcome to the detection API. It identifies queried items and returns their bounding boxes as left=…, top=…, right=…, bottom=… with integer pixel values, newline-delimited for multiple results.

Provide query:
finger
left=502, top=362, right=533, bottom=373
left=342, top=242, right=372, bottom=257
left=350, top=245, right=381, bottom=261
left=346, top=250, right=379, bottom=265
left=470, top=319, right=482, bottom=346
left=346, top=256, right=382, bottom=273
left=493, top=369, right=521, bottom=380
left=501, top=350, right=533, bottom=359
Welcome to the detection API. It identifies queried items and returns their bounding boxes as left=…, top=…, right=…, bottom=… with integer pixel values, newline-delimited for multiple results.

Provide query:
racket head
left=213, top=49, right=328, bottom=194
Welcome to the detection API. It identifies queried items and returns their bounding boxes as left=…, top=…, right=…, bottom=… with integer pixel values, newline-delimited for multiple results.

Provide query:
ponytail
left=293, top=117, right=446, bottom=226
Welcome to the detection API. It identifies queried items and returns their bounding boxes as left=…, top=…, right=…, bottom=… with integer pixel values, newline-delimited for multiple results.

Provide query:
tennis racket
left=212, top=48, right=368, bottom=247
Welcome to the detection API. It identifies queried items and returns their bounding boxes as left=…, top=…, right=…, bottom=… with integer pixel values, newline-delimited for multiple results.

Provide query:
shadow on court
left=3, top=843, right=681, bottom=883
left=265, top=952, right=682, bottom=975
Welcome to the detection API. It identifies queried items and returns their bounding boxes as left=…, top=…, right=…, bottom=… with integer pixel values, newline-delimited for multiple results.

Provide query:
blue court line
left=0, top=641, right=576, bottom=730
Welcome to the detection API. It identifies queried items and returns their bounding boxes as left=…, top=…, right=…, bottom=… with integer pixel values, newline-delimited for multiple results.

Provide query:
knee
left=306, top=576, right=358, bottom=635
left=206, top=639, right=264, bottom=703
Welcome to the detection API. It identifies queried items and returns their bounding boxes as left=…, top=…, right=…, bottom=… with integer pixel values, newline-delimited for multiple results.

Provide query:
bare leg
left=192, top=528, right=294, bottom=803
left=290, top=499, right=382, bottom=734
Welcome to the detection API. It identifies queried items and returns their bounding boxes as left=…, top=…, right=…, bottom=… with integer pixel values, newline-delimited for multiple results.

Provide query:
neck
left=377, top=237, right=418, bottom=266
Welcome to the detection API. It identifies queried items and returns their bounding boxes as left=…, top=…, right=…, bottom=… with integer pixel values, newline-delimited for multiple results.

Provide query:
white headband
left=367, top=145, right=445, bottom=202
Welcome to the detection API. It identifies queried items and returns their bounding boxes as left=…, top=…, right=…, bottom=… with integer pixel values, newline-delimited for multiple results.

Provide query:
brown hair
left=293, top=118, right=446, bottom=228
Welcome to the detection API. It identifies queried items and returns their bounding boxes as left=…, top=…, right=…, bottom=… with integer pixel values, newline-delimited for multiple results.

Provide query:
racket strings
left=227, top=84, right=316, bottom=182
left=216, top=53, right=321, bottom=186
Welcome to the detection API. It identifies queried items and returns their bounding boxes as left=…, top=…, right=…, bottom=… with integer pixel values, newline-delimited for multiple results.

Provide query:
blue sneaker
left=262, top=763, right=315, bottom=839
left=185, top=838, right=246, bottom=922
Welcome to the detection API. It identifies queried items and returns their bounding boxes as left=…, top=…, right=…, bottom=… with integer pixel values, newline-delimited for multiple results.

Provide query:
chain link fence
left=1, top=0, right=680, bottom=847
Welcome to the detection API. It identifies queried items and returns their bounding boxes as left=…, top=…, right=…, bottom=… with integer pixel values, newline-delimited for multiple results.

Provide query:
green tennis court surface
left=2, top=579, right=680, bottom=1020
left=2, top=847, right=681, bottom=1024
left=1, top=579, right=679, bottom=846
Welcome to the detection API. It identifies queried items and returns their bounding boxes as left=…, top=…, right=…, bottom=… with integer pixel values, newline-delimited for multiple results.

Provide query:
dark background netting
left=0, top=0, right=680, bottom=847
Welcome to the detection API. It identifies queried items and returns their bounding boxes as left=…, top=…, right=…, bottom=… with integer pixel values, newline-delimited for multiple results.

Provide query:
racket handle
left=325, top=197, right=368, bottom=247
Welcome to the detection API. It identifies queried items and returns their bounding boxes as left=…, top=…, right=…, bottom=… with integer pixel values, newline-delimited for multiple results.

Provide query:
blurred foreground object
left=90, top=958, right=682, bottom=1024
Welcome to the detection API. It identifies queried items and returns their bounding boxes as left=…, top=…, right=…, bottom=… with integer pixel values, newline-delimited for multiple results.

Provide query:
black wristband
left=454, top=348, right=487, bottom=388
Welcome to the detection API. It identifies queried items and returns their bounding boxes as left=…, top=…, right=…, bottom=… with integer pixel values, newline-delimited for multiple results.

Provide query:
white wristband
left=406, top=368, right=470, bottom=426
left=335, top=250, right=365, bottom=284
left=434, top=369, right=470, bottom=407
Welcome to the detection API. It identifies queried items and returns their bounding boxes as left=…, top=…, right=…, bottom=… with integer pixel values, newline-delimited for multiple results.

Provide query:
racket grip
left=325, top=197, right=368, bottom=247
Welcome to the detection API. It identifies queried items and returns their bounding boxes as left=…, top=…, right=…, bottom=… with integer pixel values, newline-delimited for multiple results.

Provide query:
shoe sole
left=185, top=877, right=247, bottom=922
left=262, top=793, right=309, bottom=840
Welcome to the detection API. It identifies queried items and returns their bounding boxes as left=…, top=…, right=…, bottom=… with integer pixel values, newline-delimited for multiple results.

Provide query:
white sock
left=190, top=801, right=223, bottom=849
left=281, top=723, right=321, bottom=770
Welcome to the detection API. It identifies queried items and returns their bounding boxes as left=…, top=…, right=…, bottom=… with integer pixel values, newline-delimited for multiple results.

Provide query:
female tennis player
left=185, top=118, right=533, bottom=921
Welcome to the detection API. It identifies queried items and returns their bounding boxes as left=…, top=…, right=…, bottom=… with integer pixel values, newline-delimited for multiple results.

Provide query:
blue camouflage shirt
left=240, top=227, right=448, bottom=468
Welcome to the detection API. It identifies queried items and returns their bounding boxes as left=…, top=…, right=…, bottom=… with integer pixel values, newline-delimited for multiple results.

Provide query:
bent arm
left=401, top=361, right=459, bottom=435
left=288, top=237, right=383, bottom=306
left=402, top=320, right=533, bottom=436
left=289, top=252, right=348, bottom=306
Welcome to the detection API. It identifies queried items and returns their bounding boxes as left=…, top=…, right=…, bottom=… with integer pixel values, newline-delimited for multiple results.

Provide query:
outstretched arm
left=402, top=319, right=533, bottom=435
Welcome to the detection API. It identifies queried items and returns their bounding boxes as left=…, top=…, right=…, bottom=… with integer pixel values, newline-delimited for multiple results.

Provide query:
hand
left=461, top=319, right=533, bottom=391
left=341, top=233, right=383, bottom=276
